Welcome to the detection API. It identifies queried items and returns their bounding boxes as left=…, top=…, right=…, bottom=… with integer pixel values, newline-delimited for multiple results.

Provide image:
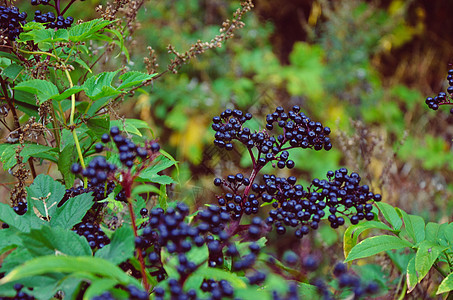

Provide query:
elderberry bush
left=425, top=68, right=453, bottom=112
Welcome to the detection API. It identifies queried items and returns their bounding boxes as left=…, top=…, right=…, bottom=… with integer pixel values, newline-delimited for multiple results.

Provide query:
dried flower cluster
left=166, top=0, right=254, bottom=74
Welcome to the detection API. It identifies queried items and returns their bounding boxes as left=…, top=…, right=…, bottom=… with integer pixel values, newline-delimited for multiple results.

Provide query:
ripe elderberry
left=0, top=5, right=27, bottom=41
left=73, top=222, right=110, bottom=249
left=425, top=69, right=453, bottom=111
left=262, top=167, right=381, bottom=238
left=13, top=201, right=27, bottom=215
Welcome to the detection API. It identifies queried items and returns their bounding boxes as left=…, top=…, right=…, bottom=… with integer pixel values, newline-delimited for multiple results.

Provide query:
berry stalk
left=127, top=200, right=150, bottom=292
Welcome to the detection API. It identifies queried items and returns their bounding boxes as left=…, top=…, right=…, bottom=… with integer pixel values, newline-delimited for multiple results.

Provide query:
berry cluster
left=212, top=109, right=252, bottom=151
left=73, top=222, right=110, bottom=249
left=13, top=201, right=27, bottom=215
left=266, top=106, right=332, bottom=151
left=71, top=156, right=117, bottom=186
left=212, top=106, right=330, bottom=170
left=33, top=11, right=74, bottom=29
left=0, top=5, right=27, bottom=41
left=425, top=69, right=453, bottom=112
left=265, top=168, right=381, bottom=238
left=60, top=180, right=115, bottom=206
left=153, top=279, right=198, bottom=300
left=97, top=126, right=160, bottom=169
left=0, top=283, right=35, bottom=300
left=313, top=262, right=379, bottom=299
left=200, top=279, right=234, bottom=299
left=131, top=203, right=267, bottom=299
left=137, top=204, right=234, bottom=277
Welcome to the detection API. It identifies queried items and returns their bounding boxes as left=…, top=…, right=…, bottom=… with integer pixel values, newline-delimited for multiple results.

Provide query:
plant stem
left=227, top=163, right=263, bottom=236
left=18, top=49, right=57, bottom=59
left=243, top=165, right=262, bottom=199
left=0, top=76, right=19, bottom=130
left=64, top=68, right=87, bottom=187
left=60, top=0, right=77, bottom=16
left=49, top=104, right=61, bottom=149
left=396, top=277, right=407, bottom=300
left=0, top=76, right=37, bottom=178
left=28, top=158, right=36, bottom=179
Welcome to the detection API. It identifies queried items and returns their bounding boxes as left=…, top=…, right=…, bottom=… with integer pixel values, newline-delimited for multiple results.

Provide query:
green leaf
left=52, top=86, right=84, bottom=101
left=0, top=144, right=59, bottom=169
left=138, top=156, right=177, bottom=184
left=104, top=28, right=129, bottom=61
left=298, top=282, right=319, bottom=298
left=0, top=203, right=45, bottom=233
left=138, top=174, right=175, bottom=185
left=425, top=222, right=443, bottom=243
left=86, top=116, right=110, bottom=138
left=343, top=221, right=393, bottom=259
left=439, top=223, right=453, bottom=246
left=14, top=80, right=59, bottom=104
left=0, top=255, right=135, bottom=285
left=89, top=86, right=121, bottom=101
left=83, top=278, right=117, bottom=300
left=376, top=202, right=402, bottom=230
left=0, top=248, right=33, bottom=274
left=82, top=70, right=120, bottom=99
left=159, top=184, right=168, bottom=211
left=58, top=144, right=76, bottom=188
left=110, top=119, right=151, bottom=136
left=437, top=272, right=453, bottom=294
left=131, top=184, right=162, bottom=199
left=414, top=240, right=444, bottom=283
left=0, top=51, right=21, bottom=63
left=73, top=57, right=92, bottom=73
left=21, top=144, right=58, bottom=162
left=54, top=29, right=69, bottom=40
left=0, top=143, right=18, bottom=170
left=406, top=256, right=417, bottom=293
left=20, top=274, right=81, bottom=300
left=85, top=97, right=110, bottom=116
left=186, top=243, right=209, bottom=265
left=234, top=287, right=272, bottom=300
left=345, top=235, right=412, bottom=262
left=194, top=266, right=247, bottom=289
left=117, top=71, right=157, bottom=90
left=396, top=208, right=425, bottom=244
left=20, top=22, right=46, bottom=31
left=0, top=229, right=22, bottom=254
left=20, top=226, right=92, bottom=257
left=27, top=174, right=66, bottom=219
left=2, top=63, right=24, bottom=80
left=50, top=193, right=94, bottom=229
left=69, top=19, right=114, bottom=42
left=95, top=225, right=134, bottom=265
left=18, top=28, right=55, bottom=43
left=55, top=276, right=84, bottom=300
